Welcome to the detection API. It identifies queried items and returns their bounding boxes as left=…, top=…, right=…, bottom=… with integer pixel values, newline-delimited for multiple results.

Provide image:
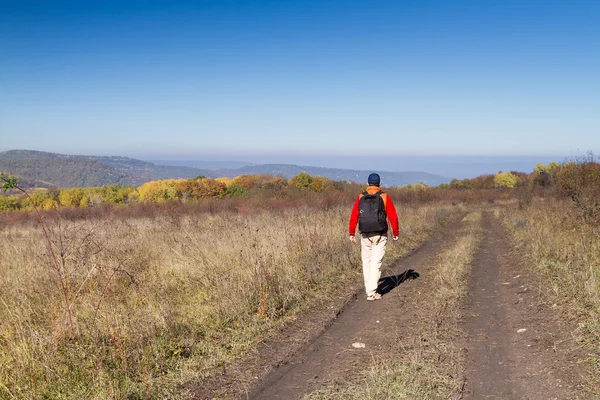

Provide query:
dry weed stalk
left=1, top=174, right=76, bottom=337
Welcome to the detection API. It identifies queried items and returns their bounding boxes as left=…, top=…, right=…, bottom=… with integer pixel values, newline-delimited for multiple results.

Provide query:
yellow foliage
left=494, top=172, right=521, bottom=188
left=58, top=188, right=86, bottom=207
left=79, top=193, right=91, bottom=207
left=534, top=161, right=560, bottom=174
left=138, top=180, right=181, bottom=202
left=41, top=198, right=59, bottom=210
left=216, top=177, right=233, bottom=187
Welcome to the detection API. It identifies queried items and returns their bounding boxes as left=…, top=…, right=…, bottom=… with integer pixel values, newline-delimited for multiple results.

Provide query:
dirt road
left=461, top=212, right=584, bottom=399
left=249, top=217, right=460, bottom=400
left=198, top=211, right=593, bottom=399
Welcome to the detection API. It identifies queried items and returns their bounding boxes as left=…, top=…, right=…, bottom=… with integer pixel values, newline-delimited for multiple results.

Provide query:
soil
left=193, top=211, right=595, bottom=400
left=461, top=212, right=590, bottom=399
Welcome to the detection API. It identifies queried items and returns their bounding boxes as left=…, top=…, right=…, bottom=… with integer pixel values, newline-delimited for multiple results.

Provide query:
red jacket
left=348, top=186, right=399, bottom=237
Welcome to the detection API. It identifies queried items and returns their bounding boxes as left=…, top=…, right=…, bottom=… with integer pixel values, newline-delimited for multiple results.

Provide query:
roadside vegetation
left=500, top=157, right=600, bottom=391
left=0, top=173, right=460, bottom=399
left=1, top=156, right=599, bottom=398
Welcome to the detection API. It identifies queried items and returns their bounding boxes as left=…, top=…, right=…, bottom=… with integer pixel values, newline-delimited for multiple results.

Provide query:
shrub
left=554, top=158, right=600, bottom=225
left=95, top=185, right=138, bottom=204
left=309, top=176, right=329, bottom=192
left=216, top=177, right=234, bottom=187
left=258, top=176, right=287, bottom=190
left=176, top=178, right=203, bottom=200
left=232, top=175, right=260, bottom=190
left=58, top=188, right=87, bottom=207
left=225, top=183, right=248, bottom=198
left=196, top=178, right=227, bottom=198
left=0, top=195, right=20, bottom=211
left=21, top=189, right=59, bottom=210
left=289, top=172, right=313, bottom=190
left=138, top=179, right=181, bottom=202
left=494, top=172, right=521, bottom=188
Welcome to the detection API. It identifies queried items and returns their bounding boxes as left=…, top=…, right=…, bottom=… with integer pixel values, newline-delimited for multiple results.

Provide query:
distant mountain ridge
left=0, top=150, right=450, bottom=188
left=150, top=159, right=256, bottom=170
left=0, top=150, right=206, bottom=188
left=214, top=164, right=448, bottom=186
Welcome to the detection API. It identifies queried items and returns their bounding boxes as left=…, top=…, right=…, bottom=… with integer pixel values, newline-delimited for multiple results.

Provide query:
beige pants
left=360, top=233, right=387, bottom=296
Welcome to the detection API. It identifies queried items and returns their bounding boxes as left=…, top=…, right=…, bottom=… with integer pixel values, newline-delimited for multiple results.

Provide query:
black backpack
left=358, top=191, right=388, bottom=233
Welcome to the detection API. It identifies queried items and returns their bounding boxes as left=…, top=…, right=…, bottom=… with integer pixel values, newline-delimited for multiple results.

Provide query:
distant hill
left=0, top=151, right=130, bottom=188
left=0, top=150, right=205, bottom=188
left=210, top=164, right=449, bottom=186
left=0, top=150, right=450, bottom=188
left=150, top=159, right=256, bottom=170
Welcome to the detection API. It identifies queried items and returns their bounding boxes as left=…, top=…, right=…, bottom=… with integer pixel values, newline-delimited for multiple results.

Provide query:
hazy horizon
left=0, top=146, right=579, bottom=179
left=148, top=154, right=571, bottom=179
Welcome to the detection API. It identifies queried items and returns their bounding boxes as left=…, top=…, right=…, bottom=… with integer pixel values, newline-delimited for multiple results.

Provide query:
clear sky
left=1, top=0, right=599, bottom=161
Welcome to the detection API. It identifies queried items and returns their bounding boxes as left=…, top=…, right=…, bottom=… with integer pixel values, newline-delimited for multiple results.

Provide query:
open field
left=249, top=207, right=598, bottom=400
left=2, top=159, right=600, bottom=399
left=0, top=200, right=458, bottom=399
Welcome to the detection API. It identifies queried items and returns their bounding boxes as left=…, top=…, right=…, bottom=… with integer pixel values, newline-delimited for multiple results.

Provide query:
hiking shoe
left=367, top=293, right=382, bottom=301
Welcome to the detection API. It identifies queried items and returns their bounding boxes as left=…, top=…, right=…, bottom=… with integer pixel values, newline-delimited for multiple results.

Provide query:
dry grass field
left=3, top=160, right=599, bottom=399
left=0, top=201, right=457, bottom=399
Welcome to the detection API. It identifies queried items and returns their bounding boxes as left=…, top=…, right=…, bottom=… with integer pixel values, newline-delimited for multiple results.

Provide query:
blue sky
left=1, top=0, right=599, bottom=163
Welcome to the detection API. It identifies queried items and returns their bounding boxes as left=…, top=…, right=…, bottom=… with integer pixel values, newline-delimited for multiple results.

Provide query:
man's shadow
left=378, top=269, right=420, bottom=295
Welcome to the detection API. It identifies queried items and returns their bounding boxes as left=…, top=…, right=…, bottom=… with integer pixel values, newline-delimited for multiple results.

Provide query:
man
left=348, top=173, right=399, bottom=301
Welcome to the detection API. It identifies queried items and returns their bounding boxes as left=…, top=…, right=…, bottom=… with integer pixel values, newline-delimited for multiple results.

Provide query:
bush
left=138, top=180, right=181, bottom=202
left=225, top=184, right=248, bottom=198
left=21, top=189, right=59, bottom=210
left=0, top=195, right=20, bottom=211
left=95, top=185, right=138, bottom=204
left=196, top=178, right=227, bottom=198
left=494, top=172, right=521, bottom=188
left=554, top=158, right=600, bottom=224
left=289, top=172, right=313, bottom=190
left=232, top=175, right=260, bottom=190
left=58, top=188, right=87, bottom=207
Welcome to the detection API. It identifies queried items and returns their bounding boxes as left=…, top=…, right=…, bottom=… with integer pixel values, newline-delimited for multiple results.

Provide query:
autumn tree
left=553, top=157, right=600, bottom=224
left=289, top=172, right=313, bottom=190
left=232, top=175, right=260, bottom=190
left=533, top=162, right=559, bottom=186
left=58, top=188, right=86, bottom=207
left=494, top=172, right=521, bottom=188
left=138, top=180, right=181, bottom=202
left=196, top=178, right=227, bottom=198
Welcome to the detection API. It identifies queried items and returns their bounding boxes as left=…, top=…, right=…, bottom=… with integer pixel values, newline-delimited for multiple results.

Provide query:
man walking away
left=348, top=173, right=399, bottom=301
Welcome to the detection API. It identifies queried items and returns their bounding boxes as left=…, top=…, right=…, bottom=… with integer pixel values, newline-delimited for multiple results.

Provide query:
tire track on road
left=461, top=212, right=585, bottom=400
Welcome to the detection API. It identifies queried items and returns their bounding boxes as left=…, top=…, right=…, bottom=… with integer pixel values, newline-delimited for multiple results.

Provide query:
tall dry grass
left=501, top=198, right=600, bottom=374
left=0, top=202, right=458, bottom=399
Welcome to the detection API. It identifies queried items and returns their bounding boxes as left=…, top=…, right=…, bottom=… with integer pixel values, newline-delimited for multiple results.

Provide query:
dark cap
left=367, top=173, right=381, bottom=186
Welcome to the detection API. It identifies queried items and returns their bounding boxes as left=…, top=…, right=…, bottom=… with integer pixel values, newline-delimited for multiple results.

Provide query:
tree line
left=0, top=172, right=342, bottom=212
left=2, top=159, right=600, bottom=224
